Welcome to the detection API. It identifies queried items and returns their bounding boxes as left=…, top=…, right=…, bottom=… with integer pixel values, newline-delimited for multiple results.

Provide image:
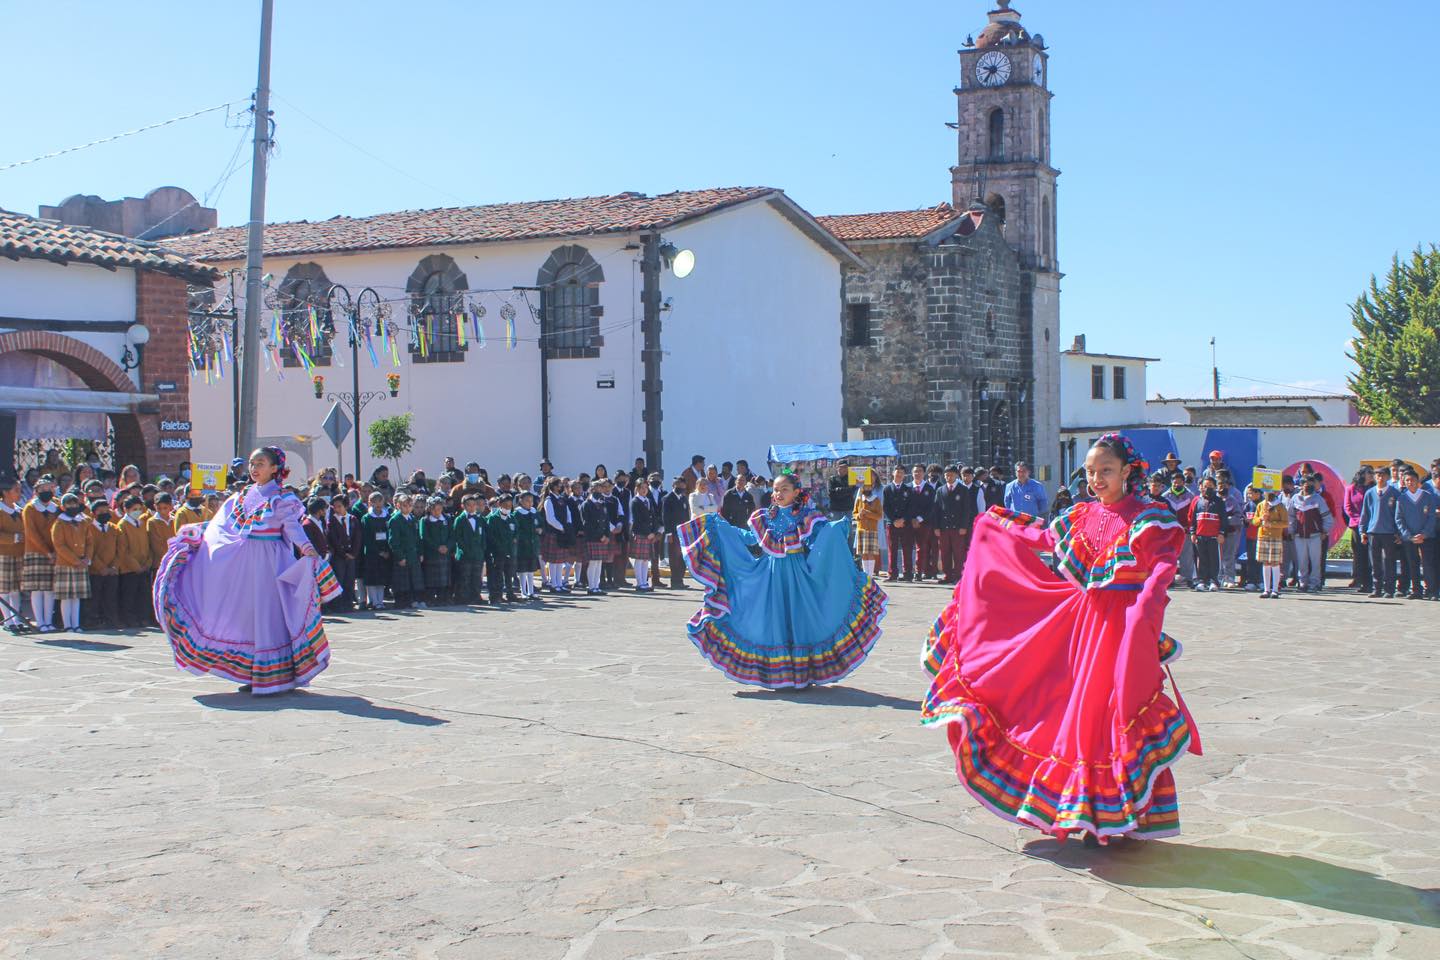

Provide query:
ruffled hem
left=678, top=513, right=888, bottom=689
left=153, top=529, right=331, bottom=695
left=688, top=574, right=887, bottom=688
left=922, top=671, right=1190, bottom=839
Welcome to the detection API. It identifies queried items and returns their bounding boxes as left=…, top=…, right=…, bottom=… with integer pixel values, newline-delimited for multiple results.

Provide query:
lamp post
left=319, top=284, right=391, bottom=477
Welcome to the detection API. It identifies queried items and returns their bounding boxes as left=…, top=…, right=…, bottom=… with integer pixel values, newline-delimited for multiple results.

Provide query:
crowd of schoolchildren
left=1132, top=450, right=1440, bottom=601
left=5, top=444, right=1436, bottom=636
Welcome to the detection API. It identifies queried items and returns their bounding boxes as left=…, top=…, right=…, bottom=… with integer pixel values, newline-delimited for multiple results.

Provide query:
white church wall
left=188, top=236, right=640, bottom=479
left=660, top=200, right=844, bottom=481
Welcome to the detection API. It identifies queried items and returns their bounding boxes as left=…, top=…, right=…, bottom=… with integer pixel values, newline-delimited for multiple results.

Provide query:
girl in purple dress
left=154, top=447, right=341, bottom=695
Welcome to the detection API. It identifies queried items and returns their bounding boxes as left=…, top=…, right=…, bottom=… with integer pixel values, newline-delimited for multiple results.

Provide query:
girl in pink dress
left=922, top=434, right=1201, bottom=845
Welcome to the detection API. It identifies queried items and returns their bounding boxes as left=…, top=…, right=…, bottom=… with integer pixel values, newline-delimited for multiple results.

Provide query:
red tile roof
left=0, top=209, right=219, bottom=283
left=815, top=204, right=966, bottom=241
left=164, top=187, right=783, bottom=263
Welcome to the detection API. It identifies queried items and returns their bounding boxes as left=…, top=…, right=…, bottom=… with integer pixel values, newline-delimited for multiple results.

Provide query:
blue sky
left=4, top=1, right=1436, bottom=399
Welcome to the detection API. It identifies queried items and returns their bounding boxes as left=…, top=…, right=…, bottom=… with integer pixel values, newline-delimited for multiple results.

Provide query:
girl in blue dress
left=677, top=471, right=887, bottom=688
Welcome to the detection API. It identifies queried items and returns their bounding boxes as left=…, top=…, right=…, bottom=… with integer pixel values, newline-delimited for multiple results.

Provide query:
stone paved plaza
left=2, top=580, right=1438, bottom=959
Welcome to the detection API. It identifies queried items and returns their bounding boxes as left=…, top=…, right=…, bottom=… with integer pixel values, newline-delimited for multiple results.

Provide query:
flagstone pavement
left=1, top=580, right=1437, bottom=960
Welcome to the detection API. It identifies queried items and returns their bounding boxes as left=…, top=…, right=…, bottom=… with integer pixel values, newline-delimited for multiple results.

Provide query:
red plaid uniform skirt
left=628, top=537, right=657, bottom=562
left=586, top=538, right=613, bottom=562
left=540, top=529, right=561, bottom=563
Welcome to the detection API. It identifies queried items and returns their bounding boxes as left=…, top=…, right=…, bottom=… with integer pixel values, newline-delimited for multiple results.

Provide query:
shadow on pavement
left=36, top=638, right=133, bottom=652
left=194, top=690, right=448, bottom=726
left=734, top=685, right=918, bottom=711
left=1025, top=838, right=1440, bottom=928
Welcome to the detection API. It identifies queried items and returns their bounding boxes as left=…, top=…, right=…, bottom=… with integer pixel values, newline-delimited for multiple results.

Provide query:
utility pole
left=236, top=0, right=274, bottom=457
left=640, top=234, right=663, bottom=476
left=1210, top=337, right=1220, bottom=400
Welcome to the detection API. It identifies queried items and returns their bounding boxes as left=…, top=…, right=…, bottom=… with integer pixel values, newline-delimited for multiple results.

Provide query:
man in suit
left=679, top=454, right=706, bottom=496
left=937, top=464, right=986, bottom=583
left=910, top=464, right=938, bottom=580
left=721, top=480, right=756, bottom=528
left=661, top=476, right=692, bottom=589
left=882, top=466, right=915, bottom=582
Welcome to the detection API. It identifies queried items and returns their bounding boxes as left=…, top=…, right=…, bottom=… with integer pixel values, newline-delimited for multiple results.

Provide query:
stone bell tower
left=951, top=0, right=1061, bottom=481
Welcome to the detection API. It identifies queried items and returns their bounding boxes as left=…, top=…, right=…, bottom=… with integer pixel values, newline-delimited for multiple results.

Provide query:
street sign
left=160, top=419, right=192, bottom=432
left=154, top=381, right=178, bottom=393
left=159, top=437, right=192, bottom=450
left=321, top=402, right=352, bottom=447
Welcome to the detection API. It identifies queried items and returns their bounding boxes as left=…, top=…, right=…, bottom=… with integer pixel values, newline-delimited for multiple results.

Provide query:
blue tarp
left=1201, top=428, right=1261, bottom=488
left=767, top=439, right=900, bottom=464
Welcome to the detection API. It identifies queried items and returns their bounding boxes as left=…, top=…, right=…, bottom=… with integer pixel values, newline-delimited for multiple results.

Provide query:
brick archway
left=0, top=330, right=157, bottom=474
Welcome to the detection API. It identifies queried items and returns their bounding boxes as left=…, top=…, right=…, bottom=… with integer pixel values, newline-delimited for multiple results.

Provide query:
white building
left=166, top=188, right=863, bottom=481
left=1146, top=394, right=1359, bottom=426
left=1057, top=335, right=1157, bottom=478
left=1055, top=340, right=1435, bottom=478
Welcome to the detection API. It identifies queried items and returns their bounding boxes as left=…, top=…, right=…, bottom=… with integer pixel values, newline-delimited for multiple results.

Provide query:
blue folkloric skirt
left=677, top=513, right=887, bottom=689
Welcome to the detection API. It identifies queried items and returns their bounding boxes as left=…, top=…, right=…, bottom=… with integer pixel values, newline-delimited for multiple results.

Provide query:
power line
left=271, top=92, right=469, bottom=204
left=1221, top=373, right=1351, bottom=398
left=0, top=99, right=248, bottom=173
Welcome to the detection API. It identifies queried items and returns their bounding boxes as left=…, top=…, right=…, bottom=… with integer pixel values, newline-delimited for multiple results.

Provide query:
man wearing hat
left=1157, top=451, right=1184, bottom=488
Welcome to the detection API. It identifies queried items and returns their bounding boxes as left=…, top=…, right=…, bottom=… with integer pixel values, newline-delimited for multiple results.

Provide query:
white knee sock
left=518, top=572, right=534, bottom=597
left=634, top=560, right=650, bottom=589
left=861, top=559, right=876, bottom=576
left=31, top=591, right=54, bottom=627
left=366, top=585, right=386, bottom=607
left=61, top=598, right=80, bottom=628
left=1, top=591, right=19, bottom=626
left=586, top=561, right=603, bottom=590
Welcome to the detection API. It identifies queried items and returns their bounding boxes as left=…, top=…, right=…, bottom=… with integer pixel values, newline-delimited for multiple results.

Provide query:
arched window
left=278, top=262, right=333, bottom=367
left=985, top=192, right=1006, bottom=226
left=987, top=108, right=1005, bottom=161
left=537, top=244, right=605, bottom=359
left=1041, top=195, right=1052, bottom=266
left=407, top=254, right=468, bottom=363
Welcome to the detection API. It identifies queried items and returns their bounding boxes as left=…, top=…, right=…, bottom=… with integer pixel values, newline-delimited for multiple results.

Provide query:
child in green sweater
left=387, top=494, right=423, bottom=609
left=486, top=493, right=519, bottom=604
left=513, top=491, right=541, bottom=601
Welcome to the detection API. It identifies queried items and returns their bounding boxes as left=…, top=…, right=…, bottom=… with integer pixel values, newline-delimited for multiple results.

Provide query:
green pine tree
left=1347, top=245, right=1440, bottom=424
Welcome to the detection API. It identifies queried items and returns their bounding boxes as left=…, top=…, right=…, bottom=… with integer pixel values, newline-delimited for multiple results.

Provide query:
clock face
left=975, top=51, right=1012, bottom=87
left=1032, top=56, right=1044, bottom=85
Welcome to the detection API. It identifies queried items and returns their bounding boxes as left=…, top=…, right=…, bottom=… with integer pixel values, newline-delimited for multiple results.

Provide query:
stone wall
left=840, top=210, right=1037, bottom=472
left=839, top=241, right=931, bottom=425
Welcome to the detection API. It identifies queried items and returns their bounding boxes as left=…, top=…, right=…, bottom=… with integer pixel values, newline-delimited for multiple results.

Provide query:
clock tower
left=951, top=0, right=1061, bottom=481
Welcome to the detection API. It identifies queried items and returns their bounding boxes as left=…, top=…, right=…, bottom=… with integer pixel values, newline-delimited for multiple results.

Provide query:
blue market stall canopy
left=767, top=439, right=900, bottom=465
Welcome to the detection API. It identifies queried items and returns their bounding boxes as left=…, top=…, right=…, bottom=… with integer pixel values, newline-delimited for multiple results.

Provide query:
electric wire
left=0, top=100, right=248, bottom=172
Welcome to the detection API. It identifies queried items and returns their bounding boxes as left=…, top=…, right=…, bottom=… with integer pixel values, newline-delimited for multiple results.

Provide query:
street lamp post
left=321, top=284, right=390, bottom=477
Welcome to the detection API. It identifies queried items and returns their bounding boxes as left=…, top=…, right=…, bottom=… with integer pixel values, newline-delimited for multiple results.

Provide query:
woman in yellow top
left=851, top=475, right=883, bottom=577
left=1253, top=490, right=1289, bottom=599
left=1, top=478, right=26, bottom=633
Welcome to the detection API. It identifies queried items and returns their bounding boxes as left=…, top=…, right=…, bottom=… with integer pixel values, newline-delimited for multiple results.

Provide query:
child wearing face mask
left=115, top=495, right=154, bottom=628
left=51, top=493, right=94, bottom=632
left=1253, top=490, right=1289, bottom=598
left=513, top=492, right=541, bottom=601
left=85, top=499, right=122, bottom=630
left=486, top=494, right=519, bottom=603
left=22, top=475, right=61, bottom=632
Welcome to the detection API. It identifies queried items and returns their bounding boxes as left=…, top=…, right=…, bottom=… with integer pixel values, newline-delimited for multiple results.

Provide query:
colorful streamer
left=455, top=311, right=467, bottom=348
left=505, top=314, right=516, bottom=350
